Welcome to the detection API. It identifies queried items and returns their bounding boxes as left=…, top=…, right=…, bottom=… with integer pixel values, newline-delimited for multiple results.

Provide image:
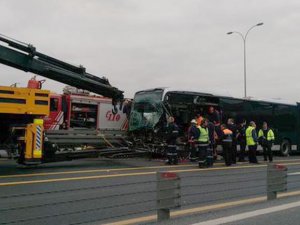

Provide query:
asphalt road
left=1, top=156, right=300, bottom=225
left=156, top=195, right=300, bottom=225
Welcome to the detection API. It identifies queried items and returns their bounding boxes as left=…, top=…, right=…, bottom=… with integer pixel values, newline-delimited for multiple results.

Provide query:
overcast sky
left=0, top=0, right=300, bottom=101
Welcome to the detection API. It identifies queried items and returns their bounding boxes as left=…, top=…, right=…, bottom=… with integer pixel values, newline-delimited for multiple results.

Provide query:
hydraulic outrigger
left=0, top=34, right=125, bottom=165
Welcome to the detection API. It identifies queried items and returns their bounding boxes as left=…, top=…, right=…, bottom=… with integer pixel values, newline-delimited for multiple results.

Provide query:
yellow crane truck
left=0, top=35, right=124, bottom=165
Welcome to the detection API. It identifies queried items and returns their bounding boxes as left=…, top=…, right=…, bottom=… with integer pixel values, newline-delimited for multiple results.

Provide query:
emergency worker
left=237, top=120, right=247, bottom=162
left=207, top=121, right=215, bottom=167
left=246, top=121, right=258, bottom=164
left=207, top=106, right=221, bottom=158
left=165, top=116, right=179, bottom=165
left=258, top=122, right=275, bottom=162
left=198, top=119, right=209, bottom=168
left=188, top=119, right=200, bottom=161
left=227, top=118, right=237, bottom=164
left=220, top=124, right=233, bottom=166
left=207, top=106, right=220, bottom=126
left=196, top=114, right=204, bottom=127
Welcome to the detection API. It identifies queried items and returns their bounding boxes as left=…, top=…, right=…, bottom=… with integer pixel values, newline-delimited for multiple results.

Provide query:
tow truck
left=0, top=34, right=128, bottom=165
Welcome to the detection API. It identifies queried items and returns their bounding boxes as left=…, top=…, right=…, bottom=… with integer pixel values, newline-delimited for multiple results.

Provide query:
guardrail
left=2, top=163, right=300, bottom=224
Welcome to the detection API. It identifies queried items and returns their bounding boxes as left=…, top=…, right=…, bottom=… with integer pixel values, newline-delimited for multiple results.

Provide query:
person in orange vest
left=220, top=124, right=233, bottom=166
left=227, top=118, right=237, bottom=164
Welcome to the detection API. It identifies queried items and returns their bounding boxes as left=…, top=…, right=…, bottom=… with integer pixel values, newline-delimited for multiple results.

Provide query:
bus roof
left=244, top=97, right=297, bottom=106
left=135, top=87, right=232, bottom=98
left=135, top=87, right=298, bottom=106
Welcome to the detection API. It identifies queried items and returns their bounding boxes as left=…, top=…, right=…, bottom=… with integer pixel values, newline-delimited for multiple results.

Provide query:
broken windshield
left=129, top=89, right=164, bottom=131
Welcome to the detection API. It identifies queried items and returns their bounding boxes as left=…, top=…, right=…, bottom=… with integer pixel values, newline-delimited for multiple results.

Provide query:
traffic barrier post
left=156, top=171, right=181, bottom=221
left=267, top=163, right=287, bottom=200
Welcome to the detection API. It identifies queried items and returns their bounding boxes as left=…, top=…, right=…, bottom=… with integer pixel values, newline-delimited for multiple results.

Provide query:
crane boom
left=0, top=34, right=123, bottom=102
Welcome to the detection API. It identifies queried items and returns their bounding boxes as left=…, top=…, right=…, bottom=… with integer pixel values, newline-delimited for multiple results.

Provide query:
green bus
left=129, top=88, right=299, bottom=156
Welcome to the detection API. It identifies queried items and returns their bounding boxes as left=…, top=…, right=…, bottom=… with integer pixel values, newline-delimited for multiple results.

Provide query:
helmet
left=191, top=119, right=197, bottom=124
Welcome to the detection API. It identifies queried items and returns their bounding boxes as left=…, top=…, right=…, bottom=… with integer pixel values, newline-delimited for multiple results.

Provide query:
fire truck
left=44, top=86, right=129, bottom=131
left=0, top=34, right=128, bottom=165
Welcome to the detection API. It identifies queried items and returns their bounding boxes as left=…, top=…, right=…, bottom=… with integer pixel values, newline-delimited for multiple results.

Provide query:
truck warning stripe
left=36, top=125, right=42, bottom=150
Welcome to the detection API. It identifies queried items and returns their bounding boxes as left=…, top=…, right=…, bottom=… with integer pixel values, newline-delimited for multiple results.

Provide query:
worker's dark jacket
left=237, top=125, right=246, bottom=143
left=188, top=124, right=200, bottom=141
left=221, top=129, right=233, bottom=143
left=227, top=124, right=237, bottom=142
left=166, top=122, right=179, bottom=145
left=207, top=122, right=215, bottom=145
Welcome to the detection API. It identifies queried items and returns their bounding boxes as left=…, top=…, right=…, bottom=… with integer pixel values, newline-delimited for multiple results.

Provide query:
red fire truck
left=44, top=87, right=129, bottom=131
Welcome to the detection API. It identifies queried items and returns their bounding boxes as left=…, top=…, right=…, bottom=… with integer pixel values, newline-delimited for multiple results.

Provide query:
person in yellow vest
left=258, top=122, right=275, bottom=162
left=246, top=121, right=258, bottom=163
left=197, top=119, right=209, bottom=168
left=220, top=124, right=233, bottom=166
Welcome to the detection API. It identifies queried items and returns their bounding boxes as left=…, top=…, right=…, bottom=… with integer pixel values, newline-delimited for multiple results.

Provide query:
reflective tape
left=36, top=125, right=42, bottom=150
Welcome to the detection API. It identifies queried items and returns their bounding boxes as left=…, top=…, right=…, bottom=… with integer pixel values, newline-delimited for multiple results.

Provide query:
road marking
left=192, top=200, right=300, bottom=225
left=0, top=163, right=266, bottom=186
left=274, top=159, right=300, bottom=163
left=0, top=171, right=155, bottom=186
left=103, top=197, right=266, bottom=225
left=288, top=172, right=300, bottom=176
left=0, top=161, right=299, bottom=187
left=0, top=164, right=197, bottom=179
left=167, top=161, right=300, bottom=174
left=0, top=158, right=299, bottom=179
left=0, top=162, right=236, bottom=179
left=104, top=190, right=300, bottom=225
left=279, top=190, right=300, bottom=198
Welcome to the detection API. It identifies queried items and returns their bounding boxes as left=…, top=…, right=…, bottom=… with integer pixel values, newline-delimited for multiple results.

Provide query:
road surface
left=1, top=156, right=300, bottom=225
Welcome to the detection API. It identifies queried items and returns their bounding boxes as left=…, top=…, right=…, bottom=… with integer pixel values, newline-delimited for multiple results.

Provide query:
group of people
left=218, top=120, right=275, bottom=167
left=165, top=106, right=276, bottom=167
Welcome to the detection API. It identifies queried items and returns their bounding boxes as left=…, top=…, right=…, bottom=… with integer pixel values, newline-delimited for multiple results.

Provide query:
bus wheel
left=280, top=139, right=291, bottom=156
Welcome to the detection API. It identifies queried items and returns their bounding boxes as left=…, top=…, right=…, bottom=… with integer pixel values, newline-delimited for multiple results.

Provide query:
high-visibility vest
left=198, top=126, right=209, bottom=142
left=258, top=129, right=275, bottom=141
left=222, top=128, right=233, bottom=142
left=223, top=128, right=232, bottom=135
left=246, top=126, right=256, bottom=146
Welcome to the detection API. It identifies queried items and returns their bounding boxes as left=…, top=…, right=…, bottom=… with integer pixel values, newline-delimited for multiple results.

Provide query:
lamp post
left=227, top=22, right=263, bottom=98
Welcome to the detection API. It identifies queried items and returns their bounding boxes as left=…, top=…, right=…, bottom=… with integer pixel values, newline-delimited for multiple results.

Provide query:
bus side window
left=50, top=98, right=59, bottom=112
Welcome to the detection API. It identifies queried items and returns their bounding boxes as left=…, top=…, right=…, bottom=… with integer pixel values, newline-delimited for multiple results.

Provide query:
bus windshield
left=129, top=89, right=164, bottom=131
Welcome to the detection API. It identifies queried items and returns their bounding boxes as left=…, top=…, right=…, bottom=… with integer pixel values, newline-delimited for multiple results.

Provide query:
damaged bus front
left=128, top=88, right=219, bottom=154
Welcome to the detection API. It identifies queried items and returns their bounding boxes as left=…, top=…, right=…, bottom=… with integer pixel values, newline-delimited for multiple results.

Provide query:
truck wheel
left=17, top=143, right=25, bottom=164
left=280, top=139, right=291, bottom=156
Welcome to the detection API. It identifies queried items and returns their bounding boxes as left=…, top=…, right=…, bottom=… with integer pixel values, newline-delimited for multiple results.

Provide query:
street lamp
left=227, top=22, right=264, bottom=98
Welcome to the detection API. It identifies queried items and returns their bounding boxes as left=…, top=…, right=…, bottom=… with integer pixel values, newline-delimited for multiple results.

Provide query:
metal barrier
left=2, top=163, right=300, bottom=225
left=267, top=163, right=287, bottom=200
left=156, top=172, right=181, bottom=221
